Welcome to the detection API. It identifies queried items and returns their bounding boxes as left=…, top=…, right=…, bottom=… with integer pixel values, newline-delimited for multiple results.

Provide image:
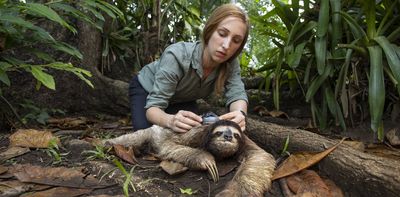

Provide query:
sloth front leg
left=216, top=136, right=275, bottom=197
left=157, top=142, right=219, bottom=182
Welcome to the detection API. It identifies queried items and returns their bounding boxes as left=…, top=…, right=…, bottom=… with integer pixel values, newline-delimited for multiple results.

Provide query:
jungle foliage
left=247, top=0, right=400, bottom=140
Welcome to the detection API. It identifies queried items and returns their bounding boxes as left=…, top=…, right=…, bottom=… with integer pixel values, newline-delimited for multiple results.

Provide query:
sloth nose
left=224, top=134, right=232, bottom=141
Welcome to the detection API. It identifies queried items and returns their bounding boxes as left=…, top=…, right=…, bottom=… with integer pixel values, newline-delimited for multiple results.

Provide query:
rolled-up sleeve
left=224, top=60, right=248, bottom=106
left=144, top=49, right=184, bottom=109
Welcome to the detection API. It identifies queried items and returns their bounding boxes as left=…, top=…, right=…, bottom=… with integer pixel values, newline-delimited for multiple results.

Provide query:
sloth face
left=207, top=125, right=242, bottom=159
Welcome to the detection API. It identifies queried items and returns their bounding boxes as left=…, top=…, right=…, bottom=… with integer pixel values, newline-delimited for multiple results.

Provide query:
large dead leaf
left=113, top=145, right=138, bottom=164
left=0, top=180, right=52, bottom=196
left=11, top=164, right=111, bottom=188
left=0, top=146, right=30, bottom=161
left=0, top=180, right=34, bottom=196
left=272, top=138, right=346, bottom=180
left=20, top=187, right=92, bottom=197
left=9, top=129, right=60, bottom=148
left=286, top=170, right=330, bottom=196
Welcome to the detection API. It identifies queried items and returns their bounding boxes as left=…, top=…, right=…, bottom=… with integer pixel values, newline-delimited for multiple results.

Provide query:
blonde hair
left=202, top=4, right=249, bottom=95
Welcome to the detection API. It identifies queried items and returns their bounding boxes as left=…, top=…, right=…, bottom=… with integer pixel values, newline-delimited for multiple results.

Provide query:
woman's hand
left=168, top=110, right=202, bottom=133
left=219, top=110, right=246, bottom=131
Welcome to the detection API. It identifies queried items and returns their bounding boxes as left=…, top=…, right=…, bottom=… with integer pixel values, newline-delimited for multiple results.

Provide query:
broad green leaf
left=330, top=0, right=342, bottom=54
left=315, top=36, right=327, bottom=74
left=287, top=42, right=306, bottom=69
left=0, top=68, right=10, bottom=86
left=339, top=11, right=367, bottom=40
left=23, top=3, right=77, bottom=34
left=30, top=66, right=56, bottom=90
left=51, top=42, right=83, bottom=59
left=367, top=46, right=385, bottom=133
left=306, top=61, right=332, bottom=102
left=0, top=15, right=54, bottom=41
left=293, top=21, right=317, bottom=44
left=49, top=2, right=101, bottom=30
left=316, top=0, right=329, bottom=37
left=374, top=36, right=400, bottom=93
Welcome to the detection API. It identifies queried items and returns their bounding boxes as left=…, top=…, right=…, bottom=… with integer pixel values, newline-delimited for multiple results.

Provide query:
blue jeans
left=129, top=75, right=199, bottom=131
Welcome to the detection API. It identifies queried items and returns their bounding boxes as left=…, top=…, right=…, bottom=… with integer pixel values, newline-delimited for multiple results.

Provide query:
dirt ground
left=0, top=116, right=284, bottom=197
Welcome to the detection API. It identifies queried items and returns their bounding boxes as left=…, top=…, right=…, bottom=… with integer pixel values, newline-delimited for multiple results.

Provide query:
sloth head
left=204, top=120, right=244, bottom=159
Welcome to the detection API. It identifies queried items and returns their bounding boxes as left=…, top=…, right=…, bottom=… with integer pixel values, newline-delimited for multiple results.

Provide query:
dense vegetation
left=1, top=0, right=400, bottom=140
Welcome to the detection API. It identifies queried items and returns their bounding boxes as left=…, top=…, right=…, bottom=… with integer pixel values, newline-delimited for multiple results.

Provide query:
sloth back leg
left=103, top=126, right=156, bottom=148
left=216, top=136, right=275, bottom=197
left=157, top=142, right=219, bottom=182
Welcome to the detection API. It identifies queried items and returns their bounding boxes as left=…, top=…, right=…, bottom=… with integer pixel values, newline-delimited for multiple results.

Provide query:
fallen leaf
left=160, top=160, right=188, bottom=175
left=11, top=164, right=111, bottom=188
left=0, top=180, right=34, bottom=196
left=269, top=110, right=289, bottom=118
left=113, top=145, right=138, bottom=164
left=272, top=138, right=346, bottom=180
left=286, top=170, right=330, bottom=196
left=20, top=187, right=92, bottom=197
left=253, top=106, right=269, bottom=116
left=0, top=146, right=30, bottom=161
left=9, top=129, right=60, bottom=148
left=323, top=178, right=344, bottom=197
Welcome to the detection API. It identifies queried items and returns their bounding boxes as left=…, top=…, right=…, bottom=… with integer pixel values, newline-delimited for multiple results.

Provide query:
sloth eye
left=215, top=131, right=223, bottom=136
left=234, top=133, right=240, bottom=139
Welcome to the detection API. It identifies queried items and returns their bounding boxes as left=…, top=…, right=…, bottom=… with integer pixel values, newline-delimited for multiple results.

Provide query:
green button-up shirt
left=138, top=41, right=248, bottom=110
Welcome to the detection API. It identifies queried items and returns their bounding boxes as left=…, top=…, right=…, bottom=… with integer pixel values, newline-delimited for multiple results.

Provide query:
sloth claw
left=207, top=162, right=219, bottom=182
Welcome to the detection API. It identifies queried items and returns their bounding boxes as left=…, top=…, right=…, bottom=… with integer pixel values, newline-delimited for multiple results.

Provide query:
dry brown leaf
left=113, top=145, right=138, bottom=164
left=287, top=170, right=331, bottom=196
left=142, top=154, right=159, bottom=161
left=20, top=187, right=92, bottom=197
left=0, top=180, right=34, bottom=196
left=11, top=164, right=110, bottom=188
left=160, top=160, right=188, bottom=175
left=0, top=146, right=30, bottom=161
left=253, top=105, right=269, bottom=116
left=269, top=110, right=289, bottom=118
left=9, top=129, right=60, bottom=148
left=272, top=138, right=346, bottom=180
left=323, top=179, right=344, bottom=197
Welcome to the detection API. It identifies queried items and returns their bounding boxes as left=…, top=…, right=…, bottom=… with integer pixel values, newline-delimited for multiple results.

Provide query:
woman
left=129, top=3, right=249, bottom=133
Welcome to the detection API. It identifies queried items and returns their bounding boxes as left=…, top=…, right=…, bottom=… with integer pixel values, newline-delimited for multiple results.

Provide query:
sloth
left=104, top=120, right=275, bottom=196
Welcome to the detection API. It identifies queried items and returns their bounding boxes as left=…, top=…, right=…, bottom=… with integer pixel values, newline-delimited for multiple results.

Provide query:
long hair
left=201, top=4, right=250, bottom=95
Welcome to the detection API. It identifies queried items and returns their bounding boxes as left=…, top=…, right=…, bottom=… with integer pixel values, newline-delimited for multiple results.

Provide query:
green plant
left=45, top=138, right=69, bottom=165
left=112, top=158, right=136, bottom=197
left=180, top=187, right=198, bottom=195
left=280, top=134, right=290, bottom=157
left=83, top=144, right=113, bottom=161
left=19, top=99, right=65, bottom=125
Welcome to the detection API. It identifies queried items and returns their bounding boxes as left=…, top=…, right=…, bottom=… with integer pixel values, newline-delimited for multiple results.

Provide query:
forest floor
left=0, top=93, right=399, bottom=196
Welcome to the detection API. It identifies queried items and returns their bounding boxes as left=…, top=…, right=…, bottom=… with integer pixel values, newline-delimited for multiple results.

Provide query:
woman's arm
left=146, top=107, right=202, bottom=133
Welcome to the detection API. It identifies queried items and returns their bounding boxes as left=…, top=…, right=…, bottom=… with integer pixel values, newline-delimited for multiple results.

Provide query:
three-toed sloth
left=104, top=120, right=275, bottom=196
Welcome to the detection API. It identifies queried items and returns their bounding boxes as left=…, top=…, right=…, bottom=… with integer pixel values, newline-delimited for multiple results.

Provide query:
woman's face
left=204, top=16, right=247, bottom=66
